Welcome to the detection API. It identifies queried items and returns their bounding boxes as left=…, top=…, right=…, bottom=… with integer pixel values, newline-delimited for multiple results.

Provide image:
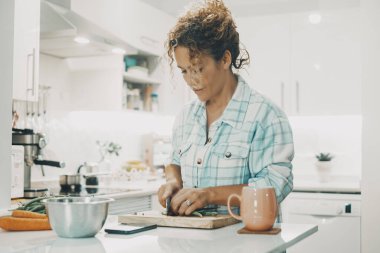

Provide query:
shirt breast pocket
left=178, top=143, right=193, bottom=167
left=211, top=142, right=250, bottom=182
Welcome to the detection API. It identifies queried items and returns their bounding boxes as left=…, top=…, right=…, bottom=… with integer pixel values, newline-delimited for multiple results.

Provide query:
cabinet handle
left=296, top=81, right=300, bottom=114
left=31, top=48, right=36, bottom=97
left=281, top=81, right=285, bottom=109
left=345, top=203, right=352, bottom=213
left=26, top=48, right=36, bottom=98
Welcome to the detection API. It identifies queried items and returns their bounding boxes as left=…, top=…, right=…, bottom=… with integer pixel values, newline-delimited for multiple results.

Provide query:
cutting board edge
left=118, top=214, right=240, bottom=229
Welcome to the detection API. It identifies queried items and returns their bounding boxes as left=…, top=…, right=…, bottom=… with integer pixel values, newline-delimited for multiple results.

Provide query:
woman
left=158, top=0, right=294, bottom=218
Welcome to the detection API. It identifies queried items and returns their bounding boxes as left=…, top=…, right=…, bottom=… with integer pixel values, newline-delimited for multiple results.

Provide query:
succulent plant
left=315, top=152, right=334, bottom=161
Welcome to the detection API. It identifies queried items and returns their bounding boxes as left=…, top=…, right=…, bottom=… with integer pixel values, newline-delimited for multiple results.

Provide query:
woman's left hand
left=170, top=188, right=211, bottom=216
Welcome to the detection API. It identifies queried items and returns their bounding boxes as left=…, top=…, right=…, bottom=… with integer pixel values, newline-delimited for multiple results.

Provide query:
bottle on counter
left=132, top=89, right=142, bottom=110
left=122, top=82, right=128, bottom=110
left=144, top=85, right=153, bottom=112
left=151, top=92, right=159, bottom=112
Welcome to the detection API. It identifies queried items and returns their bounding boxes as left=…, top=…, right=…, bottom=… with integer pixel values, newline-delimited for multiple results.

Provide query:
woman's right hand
left=157, top=180, right=182, bottom=208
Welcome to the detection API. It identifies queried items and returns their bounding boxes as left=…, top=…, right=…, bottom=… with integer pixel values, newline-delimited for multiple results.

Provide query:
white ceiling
left=140, top=0, right=360, bottom=17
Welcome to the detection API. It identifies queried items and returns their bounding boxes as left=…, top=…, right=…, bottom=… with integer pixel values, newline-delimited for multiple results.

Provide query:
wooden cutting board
left=118, top=210, right=240, bottom=229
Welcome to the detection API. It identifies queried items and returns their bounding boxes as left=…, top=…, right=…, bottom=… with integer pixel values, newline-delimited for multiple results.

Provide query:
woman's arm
left=206, top=184, right=247, bottom=206
left=157, top=164, right=183, bottom=207
left=248, top=117, right=294, bottom=203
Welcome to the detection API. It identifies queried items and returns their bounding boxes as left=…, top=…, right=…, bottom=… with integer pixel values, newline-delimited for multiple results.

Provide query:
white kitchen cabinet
left=238, top=14, right=291, bottom=113
left=70, top=0, right=167, bottom=56
left=237, top=7, right=361, bottom=116
left=12, top=0, right=40, bottom=102
left=108, top=195, right=152, bottom=215
left=67, top=0, right=189, bottom=116
left=289, top=9, right=361, bottom=115
left=282, top=192, right=361, bottom=253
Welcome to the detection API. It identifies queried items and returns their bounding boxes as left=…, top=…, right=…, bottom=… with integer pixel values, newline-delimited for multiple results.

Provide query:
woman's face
left=174, top=46, right=229, bottom=102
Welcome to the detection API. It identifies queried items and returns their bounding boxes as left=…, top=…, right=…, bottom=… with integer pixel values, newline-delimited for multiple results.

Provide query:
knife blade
left=165, top=197, right=172, bottom=216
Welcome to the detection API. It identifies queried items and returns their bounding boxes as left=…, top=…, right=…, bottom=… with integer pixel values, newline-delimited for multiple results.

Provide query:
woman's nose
left=189, top=73, right=200, bottom=85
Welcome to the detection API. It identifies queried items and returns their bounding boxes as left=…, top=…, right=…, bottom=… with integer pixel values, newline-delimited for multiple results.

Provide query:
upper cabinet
left=237, top=14, right=291, bottom=113
left=68, top=0, right=190, bottom=116
left=237, top=7, right=361, bottom=116
left=69, top=0, right=167, bottom=57
left=13, top=0, right=40, bottom=102
left=290, top=9, right=361, bottom=115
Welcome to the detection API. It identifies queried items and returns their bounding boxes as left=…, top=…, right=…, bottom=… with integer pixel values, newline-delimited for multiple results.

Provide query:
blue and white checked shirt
left=169, top=75, right=294, bottom=214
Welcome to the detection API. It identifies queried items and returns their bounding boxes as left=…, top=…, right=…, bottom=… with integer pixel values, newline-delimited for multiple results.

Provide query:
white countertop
left=293, top=175, right=361, bottom=193
left=0, top=216, right=318, bottom=253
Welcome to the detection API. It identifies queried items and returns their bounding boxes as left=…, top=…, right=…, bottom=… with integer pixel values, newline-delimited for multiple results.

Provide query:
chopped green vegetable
left=191, top=211, right=203, bottom=217
left=161, top=209, right=219, bottom=217
left=14, top=195, right=63, bottom=214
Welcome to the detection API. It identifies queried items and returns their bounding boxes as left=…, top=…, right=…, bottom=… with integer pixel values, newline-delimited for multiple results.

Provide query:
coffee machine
left=12, top=128, right=65, bottom=198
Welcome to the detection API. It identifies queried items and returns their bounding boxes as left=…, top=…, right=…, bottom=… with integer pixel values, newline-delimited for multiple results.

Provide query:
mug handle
left=227, top=194, right=242, bottom=221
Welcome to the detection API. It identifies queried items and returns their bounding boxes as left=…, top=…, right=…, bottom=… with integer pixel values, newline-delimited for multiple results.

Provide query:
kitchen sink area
left=34, top=177, right=163, bottom=213
left=47, top=185, right=153, bottom=215
left=48, top=186, right=142, bottom=197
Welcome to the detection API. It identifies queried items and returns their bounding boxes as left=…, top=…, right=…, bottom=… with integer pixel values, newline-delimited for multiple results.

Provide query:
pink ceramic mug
left=227, top=186, right=278, bottom=231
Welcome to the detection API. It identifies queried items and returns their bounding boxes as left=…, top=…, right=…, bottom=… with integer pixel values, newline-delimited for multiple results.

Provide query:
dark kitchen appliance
left=49, top=186, right=133, bottom=197
left=12, top=128, right=65, bottom=198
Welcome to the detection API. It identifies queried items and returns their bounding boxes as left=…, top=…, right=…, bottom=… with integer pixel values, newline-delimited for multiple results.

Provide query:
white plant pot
left=315, top=161, right=333, bottom=182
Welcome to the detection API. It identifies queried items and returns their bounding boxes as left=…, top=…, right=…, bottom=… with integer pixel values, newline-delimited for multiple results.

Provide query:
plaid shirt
left=169, top=75, right=294, bottom=215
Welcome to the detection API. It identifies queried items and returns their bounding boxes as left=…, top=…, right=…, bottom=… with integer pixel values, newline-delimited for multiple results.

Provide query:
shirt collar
left=221, top=75, right=251, bottom=129
left=192, top=74, right=251, bottom=129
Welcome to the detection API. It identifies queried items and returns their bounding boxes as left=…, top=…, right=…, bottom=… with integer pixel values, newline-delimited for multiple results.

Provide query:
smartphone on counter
left=105, top=223, right=157, bottom=235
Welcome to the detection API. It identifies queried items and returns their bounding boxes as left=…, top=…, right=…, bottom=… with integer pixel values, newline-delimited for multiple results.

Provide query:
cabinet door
left=290, top=8, right=361, bottom=115
left=71, top=0, right=170, bottom=56
left=237, top=14, right=291, bottom=113
left=13, top=0, right=40, bottom=102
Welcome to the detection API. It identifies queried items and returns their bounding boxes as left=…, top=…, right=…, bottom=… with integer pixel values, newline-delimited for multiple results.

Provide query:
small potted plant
left=315, top=152, right=334, bottom=182
left=96, top=140, right=122, bottom=172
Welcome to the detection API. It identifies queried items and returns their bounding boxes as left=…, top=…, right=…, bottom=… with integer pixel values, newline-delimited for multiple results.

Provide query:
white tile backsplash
left=31, top=110, right=174, bottom=181
left=35, top=113, right=361, bottom=181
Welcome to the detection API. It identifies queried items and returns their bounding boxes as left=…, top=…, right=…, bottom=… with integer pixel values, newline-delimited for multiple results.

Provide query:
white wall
left=68, top=56, right=124, bottom=111
left=289, top=115, right=361, bottom=178
left=33, top=54, right=175, bottom=181
left=0, top=0, right=14, bottom=210
left=361, top=0, right=380, bottom=252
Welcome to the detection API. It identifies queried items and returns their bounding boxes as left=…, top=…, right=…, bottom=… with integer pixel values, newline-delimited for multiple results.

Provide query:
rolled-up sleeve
left=248, top=117, right=294, bottom=203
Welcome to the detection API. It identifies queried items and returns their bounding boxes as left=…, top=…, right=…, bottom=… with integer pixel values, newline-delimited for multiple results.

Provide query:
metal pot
left=77, top=162, right=99, bottom=174
left=77, top=162, right=100, bottom=186
left=59, top=174, right=81, bottom=188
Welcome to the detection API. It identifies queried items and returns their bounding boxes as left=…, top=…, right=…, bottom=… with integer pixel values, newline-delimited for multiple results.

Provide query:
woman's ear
left=222, top=50, right=232, bottom=70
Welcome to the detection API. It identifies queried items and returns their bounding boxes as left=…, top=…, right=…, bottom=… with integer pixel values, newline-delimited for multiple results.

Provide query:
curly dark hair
left=166, top=0, right=250, bottom=70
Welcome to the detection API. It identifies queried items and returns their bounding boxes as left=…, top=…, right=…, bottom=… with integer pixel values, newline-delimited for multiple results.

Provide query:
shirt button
left=197, top=158, right=202, bottom=165
left=207, top=137, right=212, bottom=143
left=225, top=152, right=232, bottom=158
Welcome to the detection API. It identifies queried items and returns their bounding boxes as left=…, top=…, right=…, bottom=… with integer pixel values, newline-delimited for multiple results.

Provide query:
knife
left=165, top=197, right=172, bottom=216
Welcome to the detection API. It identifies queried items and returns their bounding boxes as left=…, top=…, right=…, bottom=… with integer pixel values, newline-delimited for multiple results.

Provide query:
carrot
left=0, top=216, right=51, bottom=231
left=12, top=210, right=48, bottom=219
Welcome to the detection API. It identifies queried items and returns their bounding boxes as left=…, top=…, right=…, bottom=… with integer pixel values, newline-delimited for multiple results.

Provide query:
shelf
left=123, top=72, right=161, bottom=85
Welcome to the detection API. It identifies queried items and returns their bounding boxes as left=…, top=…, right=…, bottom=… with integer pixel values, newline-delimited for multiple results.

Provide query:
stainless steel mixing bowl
left=44, top=196, right=114, bottom=238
